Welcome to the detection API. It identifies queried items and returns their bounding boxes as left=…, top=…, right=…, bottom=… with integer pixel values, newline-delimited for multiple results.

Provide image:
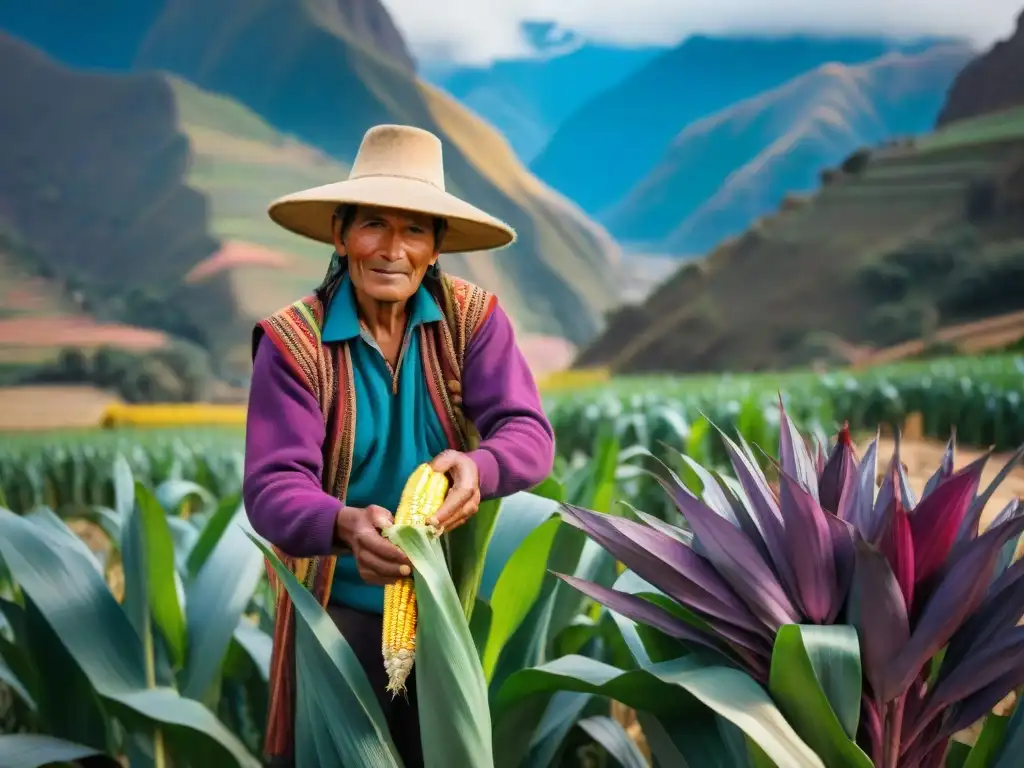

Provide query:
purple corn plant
left=557, top=402, right=1024, bottom=767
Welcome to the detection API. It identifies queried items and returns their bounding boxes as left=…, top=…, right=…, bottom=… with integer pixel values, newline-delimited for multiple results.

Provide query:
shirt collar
left=321, top=273, right=444, bottom=343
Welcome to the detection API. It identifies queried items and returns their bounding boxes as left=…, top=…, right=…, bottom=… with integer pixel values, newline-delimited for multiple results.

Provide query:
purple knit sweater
left=242, top=302, right=556, bottom=557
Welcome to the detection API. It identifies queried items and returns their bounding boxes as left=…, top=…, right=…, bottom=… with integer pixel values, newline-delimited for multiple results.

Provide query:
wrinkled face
left=334, top=205, right=440, bottom=304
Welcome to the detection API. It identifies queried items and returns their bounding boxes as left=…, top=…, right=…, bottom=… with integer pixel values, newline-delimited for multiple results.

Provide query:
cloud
left=379, top=0, right=1023, bottom=65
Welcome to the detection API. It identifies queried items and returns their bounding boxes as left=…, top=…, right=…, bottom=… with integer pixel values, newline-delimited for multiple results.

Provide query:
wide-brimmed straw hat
left=267, top=124, right=517, bottom=253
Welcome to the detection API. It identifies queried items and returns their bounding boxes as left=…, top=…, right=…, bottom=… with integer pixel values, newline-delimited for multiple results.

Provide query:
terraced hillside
left=165, top=77, right=348, bottom=373
left=2, top=0, right=623, bottom=357
left=575, top=106, right=1024, bottom=373
left=130, top=0, right=621, bottom=347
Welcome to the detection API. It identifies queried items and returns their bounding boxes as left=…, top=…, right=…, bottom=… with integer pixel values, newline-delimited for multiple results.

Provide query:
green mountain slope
left=0, top=32, right=226, bottom=351
left=604, top=44, right=974, bottom=256
left=575, top=106, right=1024, bottom=374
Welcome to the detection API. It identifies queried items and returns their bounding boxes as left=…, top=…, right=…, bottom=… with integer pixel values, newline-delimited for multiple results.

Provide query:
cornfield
left=3, top=354, right=1023, bottom=516
left=1, top=353, right=1024, bottom=766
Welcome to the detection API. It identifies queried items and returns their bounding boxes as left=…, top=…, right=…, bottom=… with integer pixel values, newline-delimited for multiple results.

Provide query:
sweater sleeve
left=242, top=334, right=343, bottom=557
left=460, top=302, right=556, bottom=500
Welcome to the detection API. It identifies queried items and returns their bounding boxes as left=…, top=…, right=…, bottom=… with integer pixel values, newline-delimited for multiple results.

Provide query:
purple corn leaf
left=944, top=554, right=1024, bottom=667
left=908, top=453, right=988, bottom=585
left=823, top=513, right=856, bottom=622
left=818, top=423, right=857, bottom=515
left=868, top=451, right=902, bottom=545
left=777, top=395, right=819, bottom=501
left=717, top=473, right=776, bottom=568
left=861, top=697, right=883, bottom=761
left=553, top=572, right=742, bottom=664
left=883, top=515, right=1024, bottom=701
left=840, top=434, right=879, bottom=534
left=812, top=434, right=827, bottom=476
left=585, top=558, right=773, bottom=657
left=630, top=508, right=694, bottom=547
left=920, top=431, right=957, bottom=501
left=777, top=471, right=838, bottom=623
left=991, top=501, right=1023, bottom=584
left=559, top=504, right=767, bottom=637
left=736, top=429, right=767, bottom=474
left=673, top=451, right=740, bottom=524
left=657, top=476, right=801, bottom=629
left=717, top=430, right=800, bottom=599
left=937, top=662, right=1024, bottom=740
left=900, top=717, right=950, bottom=768
left=632, top=446, right=699, bottom=502
left=958, top=444, right=1023, bottom=544
left=878, top=494, right=915, bottom=611
left=922, top=626, right=1024, bottom=721
left=892, top=431, right=919, bottom=510
left=849, top=535, right=910, bottom=702
left=992, top=497, right=1023, bottom=528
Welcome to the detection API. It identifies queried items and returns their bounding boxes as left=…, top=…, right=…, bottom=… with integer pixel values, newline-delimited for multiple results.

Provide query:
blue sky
left=380, top=0, right=1023, bottom=64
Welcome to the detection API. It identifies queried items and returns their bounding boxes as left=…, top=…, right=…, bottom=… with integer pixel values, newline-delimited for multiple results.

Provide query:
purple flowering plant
left=556, top=402, right=1024, bottom=767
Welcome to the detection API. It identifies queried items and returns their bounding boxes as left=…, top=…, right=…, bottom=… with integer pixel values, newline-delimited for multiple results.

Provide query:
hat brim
left=267, top=176, right=517, bottom=253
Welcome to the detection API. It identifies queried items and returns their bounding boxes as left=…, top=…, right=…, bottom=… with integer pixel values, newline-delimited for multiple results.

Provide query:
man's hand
left=429, top=450, right=481, bottom=533
left=335, top=505, right=411, bottom=585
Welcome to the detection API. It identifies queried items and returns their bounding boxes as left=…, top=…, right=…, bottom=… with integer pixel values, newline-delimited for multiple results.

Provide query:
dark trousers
left=268, top=603, right=423, bottom=768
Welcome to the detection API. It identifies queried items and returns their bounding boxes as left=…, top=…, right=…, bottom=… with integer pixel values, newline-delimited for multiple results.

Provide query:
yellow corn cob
left=381, top=463, right=449, bottom=695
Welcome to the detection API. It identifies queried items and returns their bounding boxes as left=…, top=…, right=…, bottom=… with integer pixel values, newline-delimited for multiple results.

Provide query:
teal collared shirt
left=324, top=274, right=450, bottom=613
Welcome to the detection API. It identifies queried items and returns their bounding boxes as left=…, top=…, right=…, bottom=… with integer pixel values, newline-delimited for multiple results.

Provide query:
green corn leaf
left=990, top=695, right=1024, bottom=768
left=155, top=478, right=215, bottom=517
left=962, top=713, right=1009, bottom=768
left=479, top=492, right=561, bottom=602
left=523, top=691, right=594, bottom=768
left=768, top=625, right=871, bottom=768
left=0, top=734, right=109, bottom=768
left=185, top=492, right=242, bottom=578
left=134, top=481, right=188, bottom=670
left=0, top=508, right=260, bottom=767
left=0, top=648, right=34, bottom=710
left=248, top=533, right=401, bottom=766
left=577, top=715, right=648, bottom=768
left=389, top=524, right=494, bottom=768
left=180, top=509, right=265, bottom=699
left=445, top=497, right=501, bottom=620
left=495, top=654, right=824, bottom=768
left=294, top=621, right=399, bottom=767
left=482, top=517, right=562, bottom=681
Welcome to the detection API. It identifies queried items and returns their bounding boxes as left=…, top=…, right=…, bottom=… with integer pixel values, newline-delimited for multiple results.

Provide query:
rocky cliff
left=937, top=10, right=1024, bottom=125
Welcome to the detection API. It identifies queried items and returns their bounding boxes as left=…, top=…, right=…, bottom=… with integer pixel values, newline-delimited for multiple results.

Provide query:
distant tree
left=820, top=168, right=840, bottom=187
left=55, top=348, right=90, bottom=380
left=840, top=148, right=871, bottom=175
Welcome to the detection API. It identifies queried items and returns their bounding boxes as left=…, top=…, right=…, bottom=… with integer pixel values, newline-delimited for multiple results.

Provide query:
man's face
left=335, top=205, right=439, bottom=304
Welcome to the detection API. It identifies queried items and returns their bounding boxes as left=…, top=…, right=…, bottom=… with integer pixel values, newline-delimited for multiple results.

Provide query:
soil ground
left=0, top=385, right=121, bottom=431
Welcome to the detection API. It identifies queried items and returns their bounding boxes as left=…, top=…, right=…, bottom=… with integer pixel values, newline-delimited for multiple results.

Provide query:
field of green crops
left=2, top=353, right=1021, bottom=518
left=1, top=352, right=1023, bottom=766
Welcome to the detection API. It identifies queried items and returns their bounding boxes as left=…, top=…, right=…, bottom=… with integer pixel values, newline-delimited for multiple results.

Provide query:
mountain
left=425, top=38, right=663, bottom=162
left=938, top=10, right=1024, bottom=125
left=603, top=44, right=975, bottom=256
left=530, top=34, right=958, bottom=218
left=0, top=0, right=622, bottom=359
left=0, top=0, right=416, bottom=73
left=574, top=100, right=1024, bottom=374
left=0, top=31, right=324, bottom=378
